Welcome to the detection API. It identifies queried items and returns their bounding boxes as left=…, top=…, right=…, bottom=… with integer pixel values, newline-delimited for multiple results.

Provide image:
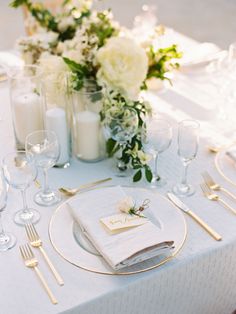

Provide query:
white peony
left=117, top=196, right=135, bottom=214
left=96, top=37, right=148, bottom=99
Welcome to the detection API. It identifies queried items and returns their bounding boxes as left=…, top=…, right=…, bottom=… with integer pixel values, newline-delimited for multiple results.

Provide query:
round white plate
left=49, top=186, right=187, bottom=275
left=215, top=145, right=236, bottom=187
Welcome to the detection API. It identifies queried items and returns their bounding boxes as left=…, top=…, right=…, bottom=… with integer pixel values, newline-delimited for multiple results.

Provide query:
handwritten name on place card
left=100, top=213, right=148, bottom=232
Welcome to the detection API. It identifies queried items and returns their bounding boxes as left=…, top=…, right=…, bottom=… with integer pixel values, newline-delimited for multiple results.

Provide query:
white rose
left=96, top=37, right=148, bottom=99
left=117, top=196, right=134, bottom=214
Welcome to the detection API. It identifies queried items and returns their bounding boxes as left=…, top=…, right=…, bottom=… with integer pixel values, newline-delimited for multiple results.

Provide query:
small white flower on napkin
left=117, top=196, right=135, bottom=214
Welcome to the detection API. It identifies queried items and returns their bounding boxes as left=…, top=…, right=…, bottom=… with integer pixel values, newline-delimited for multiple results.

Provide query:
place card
left=100, top=213, right=148, bottom=233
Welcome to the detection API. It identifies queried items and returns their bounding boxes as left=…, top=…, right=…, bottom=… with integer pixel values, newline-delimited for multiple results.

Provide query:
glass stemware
left=25, top=130, right=61, bottom=206
left=0, top=169, right=16, bottom=251
left=145, top=119, right=172, bottom=187
left=173, top=120, right=200, bottom=197
left=103, top=108, right=139, bottom=176
left=2, top=151, right=40, bottom=225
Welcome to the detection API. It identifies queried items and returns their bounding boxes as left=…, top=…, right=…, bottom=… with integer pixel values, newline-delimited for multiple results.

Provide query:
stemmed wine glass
left=103, top=108, right=138, bottom=176
left=25, top=130, right=61, bottom=206
left=0, top=168, right=16, bottom=251
left=173, top=120, right=200, bottom=197
left=2, top=151, right=40, bottom=225
left=145, top=119, right=172, bottom=187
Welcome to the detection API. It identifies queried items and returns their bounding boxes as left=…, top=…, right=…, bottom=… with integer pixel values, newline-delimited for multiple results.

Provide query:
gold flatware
left=167, top=192, right=222, bottom=241
left=59, top=177, right=112, bottom=196
left=202, top=171, right=236, bottom=201
left=34, top=179, right=41, bottom=188
left=207, top=145, right=222, bottom=154
left=200, top=182, right=236, bottom=214
left=25, top=223, right=64, bottom=286
left=19, top=244, right=58, bottom=304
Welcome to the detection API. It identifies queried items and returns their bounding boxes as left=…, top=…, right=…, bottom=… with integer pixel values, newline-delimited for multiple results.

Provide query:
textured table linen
left=1, top=32, right=236, bottom=314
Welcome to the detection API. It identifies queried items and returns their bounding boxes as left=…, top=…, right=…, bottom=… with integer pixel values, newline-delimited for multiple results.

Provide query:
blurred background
left=0, top=0, right=236, bottom=50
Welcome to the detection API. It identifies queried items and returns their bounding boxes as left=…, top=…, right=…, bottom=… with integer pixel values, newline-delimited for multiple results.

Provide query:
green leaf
left=145, top=166, right=153, bottom=183
left=63, top=57, right=88, bottom=74
left=133, top=170, right=142, bottom=182
left=10, top=0, right=28, bottom=8
left=106, top=138, right=118, bottom=157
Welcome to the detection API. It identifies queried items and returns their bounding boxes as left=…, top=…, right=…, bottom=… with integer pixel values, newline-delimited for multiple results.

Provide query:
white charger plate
left=49, top=186, right=187, bottom=275
left=179, top=43, right=221, bottom=73
left=215, top=145, right=236, bottom=187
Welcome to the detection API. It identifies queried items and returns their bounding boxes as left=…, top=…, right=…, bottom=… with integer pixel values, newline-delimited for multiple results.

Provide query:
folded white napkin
left=68, top=186, right=174, bottom=270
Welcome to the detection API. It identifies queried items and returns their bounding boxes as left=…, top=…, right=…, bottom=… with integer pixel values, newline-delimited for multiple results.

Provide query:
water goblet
left=145, top=119, right=172, bottom=187
left=103, top=108, right=139, bottom=176
left=0, top=169, right=16, bottom=251
left=173, top=120, right=200, bottom=197
left=25, top=130, right=61, bottom=206
left=2, top=151, right=40, bottom=225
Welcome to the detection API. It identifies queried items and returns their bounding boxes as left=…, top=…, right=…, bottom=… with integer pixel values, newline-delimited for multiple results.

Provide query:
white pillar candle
left=76, top=110, right=100, bottom=160
left=45, top=107, right=70, bottom=166
left=13, top=92, right=43, bottom=145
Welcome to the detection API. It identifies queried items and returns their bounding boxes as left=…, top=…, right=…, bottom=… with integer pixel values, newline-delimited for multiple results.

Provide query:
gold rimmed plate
left=48, top=186, right=187, bottom=275
left=215, top=144, right=236, bottom=187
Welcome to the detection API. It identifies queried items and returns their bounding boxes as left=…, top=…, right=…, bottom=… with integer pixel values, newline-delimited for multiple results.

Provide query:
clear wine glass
left=103, top=108, right=139, bottom=176
left=25, top=130, right=61, bottom=206
left=0, top=168, right=16, bottom=251
left=2, top=151, right=40, bottom=225
left=173, top=120, right=200, bottom=197
left=145, top=119, right=172, bottom=187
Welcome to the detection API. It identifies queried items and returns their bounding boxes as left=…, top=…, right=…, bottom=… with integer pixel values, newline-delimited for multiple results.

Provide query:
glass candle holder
left=71, top=80, right=106, bottom=162
left=9, top=65, right=44, bottom=150
left=41, top=74, right=70, bottom=168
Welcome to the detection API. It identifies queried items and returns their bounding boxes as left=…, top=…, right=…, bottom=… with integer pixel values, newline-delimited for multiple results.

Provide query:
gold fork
left=202, top=171, right=236, bottom=201
left=200, top=183, right=236, bottom=215
left=25, top=224, right=64, bottom=286
left=19, top=244, right=58, bottom=304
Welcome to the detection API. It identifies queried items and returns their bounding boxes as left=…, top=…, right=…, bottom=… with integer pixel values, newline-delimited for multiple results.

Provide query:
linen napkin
left=68, top=186, right=174, bottom=270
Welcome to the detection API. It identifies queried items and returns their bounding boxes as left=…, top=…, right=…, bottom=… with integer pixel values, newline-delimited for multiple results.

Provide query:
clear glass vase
left=9, top=65, right=44, bottom=150
left=71, top=80, right=106, bottom=162
left=41, top=74, right=71, bottom=168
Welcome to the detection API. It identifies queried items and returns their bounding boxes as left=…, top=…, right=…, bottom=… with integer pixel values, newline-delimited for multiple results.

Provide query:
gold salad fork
left=25, top=223, right=64, bottom=286
left=19, top=244, right=58, bottom=304
left=200, top=183, right=236, bottom=215
left=202, top=171, right=236, bottom=201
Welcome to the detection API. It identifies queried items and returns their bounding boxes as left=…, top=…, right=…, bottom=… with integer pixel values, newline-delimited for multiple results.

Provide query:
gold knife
left=167, top=192, right=222, bottom=241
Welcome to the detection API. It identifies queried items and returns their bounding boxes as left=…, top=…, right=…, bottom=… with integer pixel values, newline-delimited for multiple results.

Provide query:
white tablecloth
left=1, top=33, right=236, bottom=314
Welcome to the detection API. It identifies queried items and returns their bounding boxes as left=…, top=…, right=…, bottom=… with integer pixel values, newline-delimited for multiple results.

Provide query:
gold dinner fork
left=19, top=244, right=58, bottom=304
left=25, top=223, right=64, bottom=286
left=202, top=171, right=236, bottom=201
left=200, top=182, right=236, bottom=215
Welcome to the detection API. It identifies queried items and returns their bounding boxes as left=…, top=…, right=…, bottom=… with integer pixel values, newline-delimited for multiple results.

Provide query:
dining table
left=1, top=30, right=236, bottom=314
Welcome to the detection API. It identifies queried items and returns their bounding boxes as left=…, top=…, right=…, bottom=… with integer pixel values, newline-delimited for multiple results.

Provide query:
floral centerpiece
left=11, top=0, right=182, bottom=182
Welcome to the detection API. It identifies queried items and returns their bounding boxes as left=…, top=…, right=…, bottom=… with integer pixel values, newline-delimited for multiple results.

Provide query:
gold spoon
left=59, top=177, right=112, bottom=196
